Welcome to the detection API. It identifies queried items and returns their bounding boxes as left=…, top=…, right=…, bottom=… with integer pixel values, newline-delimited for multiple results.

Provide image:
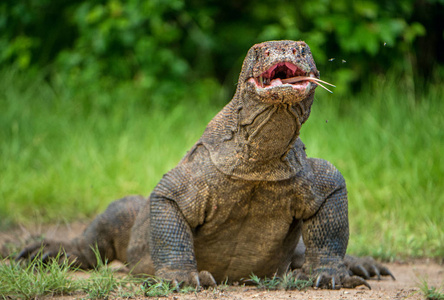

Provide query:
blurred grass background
left=0, top=0, right=443, bottom=260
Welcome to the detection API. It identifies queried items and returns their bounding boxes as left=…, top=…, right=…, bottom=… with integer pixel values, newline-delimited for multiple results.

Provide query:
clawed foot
left=296, top=255, right=395, bottom=290
left=15, top=240, right=85, bottom=268
left=294, top=270, right=370, bottom=290
left=16, top=241, right=60, bottom=262
left=153, top=269, right=217, bottom=290
left=344, top=255, right=395, bottom=280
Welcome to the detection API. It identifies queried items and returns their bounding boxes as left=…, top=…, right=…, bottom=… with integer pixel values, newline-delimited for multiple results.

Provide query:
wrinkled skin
left=15, top=41, right=394, bottom=290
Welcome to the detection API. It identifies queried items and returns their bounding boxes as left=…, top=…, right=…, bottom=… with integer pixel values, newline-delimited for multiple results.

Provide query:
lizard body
left=16, top=40, right=393, bottom=289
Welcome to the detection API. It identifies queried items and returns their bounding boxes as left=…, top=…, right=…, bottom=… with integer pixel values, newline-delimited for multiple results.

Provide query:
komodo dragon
left=17, top=40, right=394, bottom=289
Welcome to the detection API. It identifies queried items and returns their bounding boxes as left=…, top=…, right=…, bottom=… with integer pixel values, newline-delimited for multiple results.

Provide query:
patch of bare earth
left=1, top=223, right=443, bottom=299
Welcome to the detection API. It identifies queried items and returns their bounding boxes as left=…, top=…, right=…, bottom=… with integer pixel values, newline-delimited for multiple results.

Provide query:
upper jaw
left=247, top=61, right=318, bottom=94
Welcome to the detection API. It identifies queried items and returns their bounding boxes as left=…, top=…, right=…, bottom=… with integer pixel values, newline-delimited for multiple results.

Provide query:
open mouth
left=250, top=62, right=335, bottom=93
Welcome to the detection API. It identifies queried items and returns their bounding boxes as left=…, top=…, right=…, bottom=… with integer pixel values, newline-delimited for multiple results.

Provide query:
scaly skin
left=15, top=41, right=394, bottom=289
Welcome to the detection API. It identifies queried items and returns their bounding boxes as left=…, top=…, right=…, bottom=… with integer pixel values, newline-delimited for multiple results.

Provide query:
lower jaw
left=248, top=77, right=311, bottom=90
left=253, top=86, right=313, bottom=104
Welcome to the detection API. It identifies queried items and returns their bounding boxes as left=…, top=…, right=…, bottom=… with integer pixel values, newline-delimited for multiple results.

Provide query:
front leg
left=300, top=158, right=369, bottom=289
left=149, top=194, right=216, bottom=288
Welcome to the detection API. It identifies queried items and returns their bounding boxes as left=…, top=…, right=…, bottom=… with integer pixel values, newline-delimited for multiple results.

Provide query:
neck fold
left=199, top=93, right=307, bottom=181
left=237, top=97, right=301, bottom=163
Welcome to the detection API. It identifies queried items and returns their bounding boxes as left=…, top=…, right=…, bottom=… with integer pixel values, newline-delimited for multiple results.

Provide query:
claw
left=380, top=266, right=396, bottom=280
left=172, top=279, right=180, bottom=291
left=343, top=275, right=371, bottom=290
left=363, top=279, right=371, bottom=290
left=331, top=276, right=335, bottom=290
left=15, top=244, right=41, bottom=261
left=191, top=273, right=201, bottom=288
left=372, top=265, right=381, bottom=280
left=29, top=252, right=39, bottom=262
left=15, top=248, right=30, bottom=261
left=295, top=272, right=309, bottom=281
left=315, top=274, right=323, bottom=288
left=41, top=252, right=52, bottom=264
left=357, top=265, right=370, bottom=279
left=360, top=277, right=371, bottom=290
left=199, top=270, right=217, bottom=287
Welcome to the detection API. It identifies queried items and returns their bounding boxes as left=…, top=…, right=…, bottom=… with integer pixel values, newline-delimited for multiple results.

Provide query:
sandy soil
left=1, top=222, right=443, bottom=299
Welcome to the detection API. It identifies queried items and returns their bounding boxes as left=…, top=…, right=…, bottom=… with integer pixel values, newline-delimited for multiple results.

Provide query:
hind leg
left=126, top=195, right=155, bottom=275
left=16, top=195, right=146, bottom=269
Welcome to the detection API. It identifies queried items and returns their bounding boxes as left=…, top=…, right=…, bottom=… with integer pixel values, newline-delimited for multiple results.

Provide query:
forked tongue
left=282, top=76, right=336, bottom=93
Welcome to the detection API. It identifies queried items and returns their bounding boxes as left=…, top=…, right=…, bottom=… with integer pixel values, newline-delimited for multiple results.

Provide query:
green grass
left=0, top=252, right=82, bottom=298
left=0, top=68, right=443, bottom=260
left=0, top=248, right=195, bottom=299
left=418, top=278, right=444, bottom=300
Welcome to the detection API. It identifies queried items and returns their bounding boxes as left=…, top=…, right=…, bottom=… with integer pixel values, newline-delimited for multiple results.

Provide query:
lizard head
left=202, top=41, right=324, bottom=177
left=238, top=40, right=320, bottom=106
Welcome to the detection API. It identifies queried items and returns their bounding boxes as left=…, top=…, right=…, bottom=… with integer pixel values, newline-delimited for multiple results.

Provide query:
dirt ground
left=1, top=222, right=443, bottom=299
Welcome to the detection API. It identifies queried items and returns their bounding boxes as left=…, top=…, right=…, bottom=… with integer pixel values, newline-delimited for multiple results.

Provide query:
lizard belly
left=193, top=180, right=300, bottom=282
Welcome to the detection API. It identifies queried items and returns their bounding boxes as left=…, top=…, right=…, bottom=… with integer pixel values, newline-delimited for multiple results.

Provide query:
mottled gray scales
left=15, top=40, right=394, bottom=290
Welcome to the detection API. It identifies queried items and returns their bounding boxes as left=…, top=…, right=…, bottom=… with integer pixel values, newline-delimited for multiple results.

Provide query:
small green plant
left=418, top=279, right=444, bottom=300
left=249, top=272, right=312, bottom=291
left=249, top=273, right=281, bottom=290
left=0, top=252, right=81, bottom=299
left=140, top=276, right=201, bottom=297
left=84, top=268, right=150, bottom=299
left=179, top=284, right=199, bottom=294
left=82, top=246, right=122, bottom=299
left=84, top=264, right=118, bottom=299
left=141, top=277, right=177, bottom=297
left=215, top=278, right=230, bottom=292
left=279, top=271, right=313, bottom=290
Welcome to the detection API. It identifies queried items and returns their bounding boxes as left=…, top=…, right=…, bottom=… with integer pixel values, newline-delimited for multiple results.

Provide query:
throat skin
left=237, top=95, right=301, bottom=163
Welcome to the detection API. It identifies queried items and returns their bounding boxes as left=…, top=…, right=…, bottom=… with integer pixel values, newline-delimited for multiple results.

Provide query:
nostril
left=292, top=48, right=297, bottom=55
left=265, top=50, right=270, bottom=56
